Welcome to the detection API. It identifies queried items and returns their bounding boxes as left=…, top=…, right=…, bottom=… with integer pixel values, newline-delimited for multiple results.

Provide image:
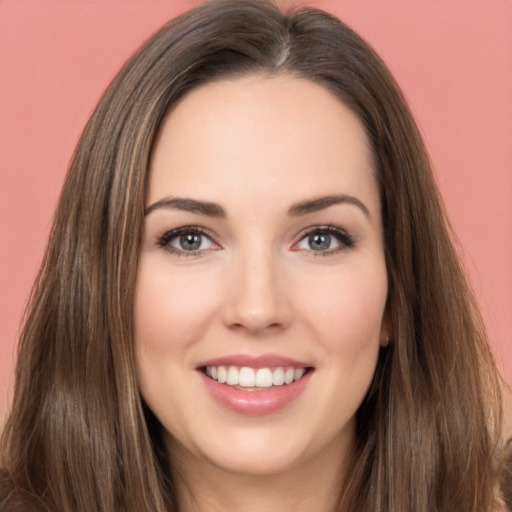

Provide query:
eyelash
left=156, top=226, right=217, bottom=257
left=156, top=224, right=355, bottom=257
left=295, top=225, right=355, bottom=256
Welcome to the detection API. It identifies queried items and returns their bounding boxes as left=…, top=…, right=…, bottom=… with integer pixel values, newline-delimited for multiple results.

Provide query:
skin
left=135, top=75, right=389, bottom=512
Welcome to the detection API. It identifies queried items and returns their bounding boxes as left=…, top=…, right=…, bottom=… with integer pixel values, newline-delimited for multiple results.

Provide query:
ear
left=379, top=310, right=392, bottom=347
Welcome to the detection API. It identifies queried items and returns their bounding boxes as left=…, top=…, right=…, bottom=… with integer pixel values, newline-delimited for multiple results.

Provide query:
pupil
left=309, top=233, right=330, bottom=250
left=180, top=233, right=201, bottom=250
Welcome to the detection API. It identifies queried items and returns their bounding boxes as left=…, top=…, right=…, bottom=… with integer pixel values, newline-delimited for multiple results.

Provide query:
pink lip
left=197, top=354, right=314, bottom=415
left=199, top=372, right=312, bottom=415
left=196, top=353, right=310, bottom=369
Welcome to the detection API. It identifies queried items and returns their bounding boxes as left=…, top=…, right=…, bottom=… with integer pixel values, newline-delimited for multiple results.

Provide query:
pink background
left=1, top=1, right=511, bottom=431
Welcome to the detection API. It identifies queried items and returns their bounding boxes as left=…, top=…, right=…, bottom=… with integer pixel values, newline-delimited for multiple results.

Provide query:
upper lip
left=195, top=353, right=312, bottom=370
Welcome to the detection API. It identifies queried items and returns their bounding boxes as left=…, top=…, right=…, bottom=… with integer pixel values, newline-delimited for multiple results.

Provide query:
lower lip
left=199, top=370, right=312, bottom=415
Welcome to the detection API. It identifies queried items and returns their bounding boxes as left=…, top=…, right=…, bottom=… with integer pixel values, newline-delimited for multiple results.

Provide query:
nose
left=220, top=248, right=293, bottom=335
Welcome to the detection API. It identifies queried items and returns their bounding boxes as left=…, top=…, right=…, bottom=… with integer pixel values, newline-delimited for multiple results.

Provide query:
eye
left=294, top=226, right=355, bottom=254
left=157, top=227, right=219, bottom=256
left=300, top=232, right=335, bottom=251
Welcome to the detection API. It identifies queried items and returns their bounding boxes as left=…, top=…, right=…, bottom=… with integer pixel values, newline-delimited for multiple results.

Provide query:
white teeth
left=239, top=367, right=256, bottom=387
left=226, top=366, right=239, bottom=385
left=294, top=368, right=305, bottom=380
left=255, top=368, right=273, bottom=387
left=284, top=367, right=295, bottom=384
left=205, top=365, right=308, bottom=388
left=217, top=366, right=227, bottom=383
left=272, top=367, right=285, bottom=385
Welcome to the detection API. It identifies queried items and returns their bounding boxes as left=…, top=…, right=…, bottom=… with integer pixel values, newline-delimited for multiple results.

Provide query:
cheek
left=133, top=257, right=223, bottom=430
left=301, top=258, right=388, bottom=351
left=134, top=258, right=221, bottom=354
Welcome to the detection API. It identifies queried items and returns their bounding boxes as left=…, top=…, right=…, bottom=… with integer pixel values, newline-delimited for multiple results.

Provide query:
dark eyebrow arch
left=288, top=194, right=371, bottom=218
left=145, top=197, right=226, bottom=218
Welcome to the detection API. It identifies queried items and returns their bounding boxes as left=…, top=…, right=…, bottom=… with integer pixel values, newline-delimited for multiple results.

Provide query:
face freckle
left=135, top=75, right=388, bottom=479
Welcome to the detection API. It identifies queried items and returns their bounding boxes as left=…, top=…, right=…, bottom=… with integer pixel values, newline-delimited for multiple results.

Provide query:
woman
left=0, top=0, right=508, bottom=510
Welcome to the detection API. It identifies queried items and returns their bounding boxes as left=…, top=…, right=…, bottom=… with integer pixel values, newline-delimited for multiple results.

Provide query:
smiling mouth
left=201, top=365, right=313, bottom=391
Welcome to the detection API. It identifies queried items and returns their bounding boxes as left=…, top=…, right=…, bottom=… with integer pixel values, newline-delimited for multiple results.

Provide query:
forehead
left=148, top=75, right=378, bottom=215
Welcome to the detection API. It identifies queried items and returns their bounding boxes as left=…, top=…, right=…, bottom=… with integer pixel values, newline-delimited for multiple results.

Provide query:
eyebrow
left=145, top=194, right=370, bottom=219
left=145, top=197, right=226, bottom=218
left=287, top=194, right=371, bottom=218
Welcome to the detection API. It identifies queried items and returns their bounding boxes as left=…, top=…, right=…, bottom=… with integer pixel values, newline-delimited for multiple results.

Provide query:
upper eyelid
left=299, top=225, right=345, bottom=234
left=293, top=225, right=355, bottom=250
left=153, top=224, right=353, bottom=249
left=158, top=225, right=216, bottom=240
left=155, top=226, right=221, bottom=258
left=156, top=226, right=219, bottom=249
left=296, top=225, right=351, bottom=240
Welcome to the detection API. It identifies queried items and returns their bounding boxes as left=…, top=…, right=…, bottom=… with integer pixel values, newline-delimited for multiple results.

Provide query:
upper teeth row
left=205, top=366, right=306, bottom=387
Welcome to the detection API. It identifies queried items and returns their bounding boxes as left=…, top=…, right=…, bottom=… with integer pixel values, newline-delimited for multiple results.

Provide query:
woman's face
left=135, top=76, right=388, bottom=477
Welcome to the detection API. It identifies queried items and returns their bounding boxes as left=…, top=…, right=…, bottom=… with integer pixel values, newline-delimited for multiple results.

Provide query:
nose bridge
left=222, top=241, right=291, bottom=333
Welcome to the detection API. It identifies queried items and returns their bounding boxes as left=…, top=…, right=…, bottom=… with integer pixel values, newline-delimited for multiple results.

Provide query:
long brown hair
left=0, top=1, right=505, bottom=510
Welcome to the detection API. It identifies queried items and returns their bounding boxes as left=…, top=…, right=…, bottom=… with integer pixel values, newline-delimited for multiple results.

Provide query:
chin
left=201, top=442, right=310, bottom=477
left=167, top=415, right=353, bottom=479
